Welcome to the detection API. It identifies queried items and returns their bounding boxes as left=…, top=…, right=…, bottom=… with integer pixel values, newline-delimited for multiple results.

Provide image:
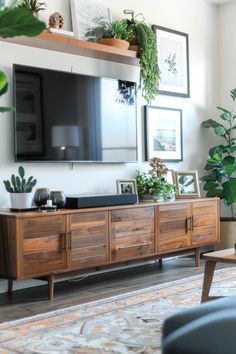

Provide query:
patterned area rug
left=1, top=268, right=236, bottom=354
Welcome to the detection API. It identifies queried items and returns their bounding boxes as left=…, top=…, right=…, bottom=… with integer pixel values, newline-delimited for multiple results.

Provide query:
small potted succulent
left=98, top=20, right=132, bottom=49
left=4, top=166, right=37, bottom=209
left=136, top=157, right=176, bottom=202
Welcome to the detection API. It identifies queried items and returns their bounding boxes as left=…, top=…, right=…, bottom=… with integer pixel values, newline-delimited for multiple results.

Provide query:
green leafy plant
left=101, top=20, right=132, bottom=41
left=201, top=88, right=236, bottom=219
left=0, top=1, right=46, bottom=112
left=122, top=9, right=161, bottom=104
left=18, top=0, right=47, bottom=14
left=4, top=166, right=37, bottom=193
left=136, top=157, right=176, bottom=200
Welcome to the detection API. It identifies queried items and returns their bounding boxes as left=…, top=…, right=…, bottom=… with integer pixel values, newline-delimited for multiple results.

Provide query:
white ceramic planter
left=10, top=193, right=32, bottom=209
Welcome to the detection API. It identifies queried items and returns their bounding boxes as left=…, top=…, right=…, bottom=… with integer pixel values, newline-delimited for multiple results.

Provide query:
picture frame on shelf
left=116, top=179, right=138, bottom=195
left=174, top=170, right=200, bottom=198
left=152, top=25, right=190, bottom=97
left=70, top=0, right=111, bottom=41
left=144, top=105, right=183, bottom=162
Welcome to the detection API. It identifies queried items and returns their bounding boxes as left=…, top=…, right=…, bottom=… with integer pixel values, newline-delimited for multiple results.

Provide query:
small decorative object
left=18, top=0, right=47, bottom=16
left=116, top=179, right=137, bottom=195
left=33, top=187, right=50, bottom=207
left=174, top=171, right=200, bottom=198
left=49, top=12, right=64, bottom=29
left=122, top=9, right=161, bottom=104
left=3, top=166, right=37, bottom=209
left=70, top=0, right=111, bottom=41
left=49, top=190, right=66, bottom=208
left=136, top=157, right=176, bottom=202
left=152, top=25, right=190, bottom=97
left=145, top=105, right=183, bottom=162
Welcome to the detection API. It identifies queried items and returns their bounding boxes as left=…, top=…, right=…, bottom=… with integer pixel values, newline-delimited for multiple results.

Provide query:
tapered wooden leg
left=195, top=247, right=200, bottom=267
left=158, top=259, right=163, bottom=266
left=201, top=260, right=216, bottom=303
left=7, top=279, right=13, bottom=294
left=48, top=274, right=55, bottom=300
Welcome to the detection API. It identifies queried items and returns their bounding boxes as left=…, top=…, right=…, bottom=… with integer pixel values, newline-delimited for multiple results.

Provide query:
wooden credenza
left=0, top=198, right=220, bottom=299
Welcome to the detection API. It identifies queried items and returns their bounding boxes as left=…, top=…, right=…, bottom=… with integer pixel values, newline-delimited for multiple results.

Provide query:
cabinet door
left=68, top=211, right=109, bottom=270
left=111, top=207, right=155, bottom=261
left=191, top=200, right=219, bottom=245
left=158, top=203, right=191, bottom=252
left=20, top=215, right=67, bottom=277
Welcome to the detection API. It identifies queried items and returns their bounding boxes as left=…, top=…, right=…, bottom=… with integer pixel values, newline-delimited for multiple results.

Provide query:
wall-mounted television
left=13, top=64, right=137, bottom=163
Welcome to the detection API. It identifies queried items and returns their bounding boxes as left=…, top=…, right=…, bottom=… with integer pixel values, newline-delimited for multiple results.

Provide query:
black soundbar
left=65, top=194, right=138, bottom=209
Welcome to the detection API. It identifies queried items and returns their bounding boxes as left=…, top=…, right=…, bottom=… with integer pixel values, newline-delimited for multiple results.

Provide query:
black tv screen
left=13, top=64, right=137, bottom=162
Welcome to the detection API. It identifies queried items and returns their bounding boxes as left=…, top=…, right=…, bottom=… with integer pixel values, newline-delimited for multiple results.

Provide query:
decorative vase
left=49, top=190, right=66, bottom=208
left=10, top=193, right=32, bottom=210
left=33, top=188, right=50, bottom=207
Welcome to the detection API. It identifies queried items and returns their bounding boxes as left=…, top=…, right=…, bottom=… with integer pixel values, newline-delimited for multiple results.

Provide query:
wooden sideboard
left=0, top=198, right=220, bottom=299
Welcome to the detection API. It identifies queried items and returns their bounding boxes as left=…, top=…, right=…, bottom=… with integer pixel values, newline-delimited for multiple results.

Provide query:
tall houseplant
left=122, top=9, right=161, bottom=104
left=0, top=0, right=46, bottom=112
left=201, top=88, right=236, bottom=248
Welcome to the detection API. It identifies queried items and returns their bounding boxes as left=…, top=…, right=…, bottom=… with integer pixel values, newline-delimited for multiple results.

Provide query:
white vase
left=10, top=193, right=32, bottom=209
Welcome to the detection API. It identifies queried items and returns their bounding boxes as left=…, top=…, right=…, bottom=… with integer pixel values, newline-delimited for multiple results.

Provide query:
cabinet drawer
left=20, top=215, right=66, bottom=240
left=192, top=226, right=218, bottom=245
left=111, top=207, right=154, bottom=261
left=69, top=212, right=109, bottom=269
left=23, top=250, right=66, bottom=276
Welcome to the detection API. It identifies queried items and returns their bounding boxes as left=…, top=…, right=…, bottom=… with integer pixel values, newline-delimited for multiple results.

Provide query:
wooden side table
left=201, top=248, right=236, bottom=302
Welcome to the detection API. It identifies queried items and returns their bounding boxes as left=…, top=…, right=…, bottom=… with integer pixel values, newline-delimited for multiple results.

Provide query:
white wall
left=0, top=0, right=219, bottom=209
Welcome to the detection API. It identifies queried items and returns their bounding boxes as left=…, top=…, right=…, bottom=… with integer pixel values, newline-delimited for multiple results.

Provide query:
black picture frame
left=152, top=25, right=190, bottom=98
left=144, top=105, right=183, bottom=162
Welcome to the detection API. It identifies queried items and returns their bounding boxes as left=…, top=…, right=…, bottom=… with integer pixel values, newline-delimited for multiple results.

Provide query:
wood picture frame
left=152, top=25, right=190, bottom=97
left=175, top=170, right=200, bottom=198
left=145, top=105, right=183, bottom=162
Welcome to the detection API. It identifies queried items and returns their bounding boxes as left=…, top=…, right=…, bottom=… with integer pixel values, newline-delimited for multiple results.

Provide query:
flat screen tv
left=13, top=64, right=137, bottom=163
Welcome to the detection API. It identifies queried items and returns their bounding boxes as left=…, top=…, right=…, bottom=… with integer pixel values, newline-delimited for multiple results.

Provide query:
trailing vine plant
left=122, top=10, right=161, bottom=104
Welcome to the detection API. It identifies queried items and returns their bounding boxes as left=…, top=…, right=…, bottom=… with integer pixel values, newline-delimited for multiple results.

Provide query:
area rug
left=1, top=268, right=236, bottom=354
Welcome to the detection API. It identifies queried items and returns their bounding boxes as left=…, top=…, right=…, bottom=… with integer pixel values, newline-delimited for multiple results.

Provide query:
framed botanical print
left=144, top=105, right=183, bottom=162
left=175, top=170, right=200, bottom=198
left=152, top=25, right=190, bottom=97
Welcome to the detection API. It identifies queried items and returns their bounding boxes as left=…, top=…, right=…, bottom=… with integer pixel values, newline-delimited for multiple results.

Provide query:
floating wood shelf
left=2, top=31, right=140, bottom=66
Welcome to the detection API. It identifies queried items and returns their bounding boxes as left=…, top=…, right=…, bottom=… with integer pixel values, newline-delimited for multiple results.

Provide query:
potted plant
left=121, top=9, right=161, bottom=104
left=97, top=20, right=131, bottom=49
left=0, top=2, right=46, bottom=113
left=4, top=166, right=37, bottom=209
left=18, top=0, right=47, bottom=16
left=136, top=157, right=176, bottom=201
left=201, top=88, right=236, bottom=249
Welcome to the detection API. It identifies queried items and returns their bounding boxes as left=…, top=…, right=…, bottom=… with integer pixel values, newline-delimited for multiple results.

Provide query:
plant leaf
left=222, top=178, right=236, bottom=205
left=0, top=7, right=46, bottom=38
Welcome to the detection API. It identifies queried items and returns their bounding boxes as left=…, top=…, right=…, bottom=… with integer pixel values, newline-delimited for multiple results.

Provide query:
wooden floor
left=0, top=256, right=229, bottom=323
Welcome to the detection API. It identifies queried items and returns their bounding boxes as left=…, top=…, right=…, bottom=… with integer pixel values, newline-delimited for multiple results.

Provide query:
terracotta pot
left=98, top=38, right=129, bottom=50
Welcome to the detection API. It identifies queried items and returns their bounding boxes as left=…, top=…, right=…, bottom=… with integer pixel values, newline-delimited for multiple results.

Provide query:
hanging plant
left=122, top=10, right=161, bottom=104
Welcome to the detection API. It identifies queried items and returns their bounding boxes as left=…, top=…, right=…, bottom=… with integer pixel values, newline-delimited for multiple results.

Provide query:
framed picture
left=144, top=105, right=183, bottom=162
left=116, top=179, right=138, bottom=195
left=15, top=72, right=43, bottom=156
left=152, top=25, right=190, bottom=97
left=175, top=171, right=200, bottom=198
left=70, top=0, right=111, bottom=41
